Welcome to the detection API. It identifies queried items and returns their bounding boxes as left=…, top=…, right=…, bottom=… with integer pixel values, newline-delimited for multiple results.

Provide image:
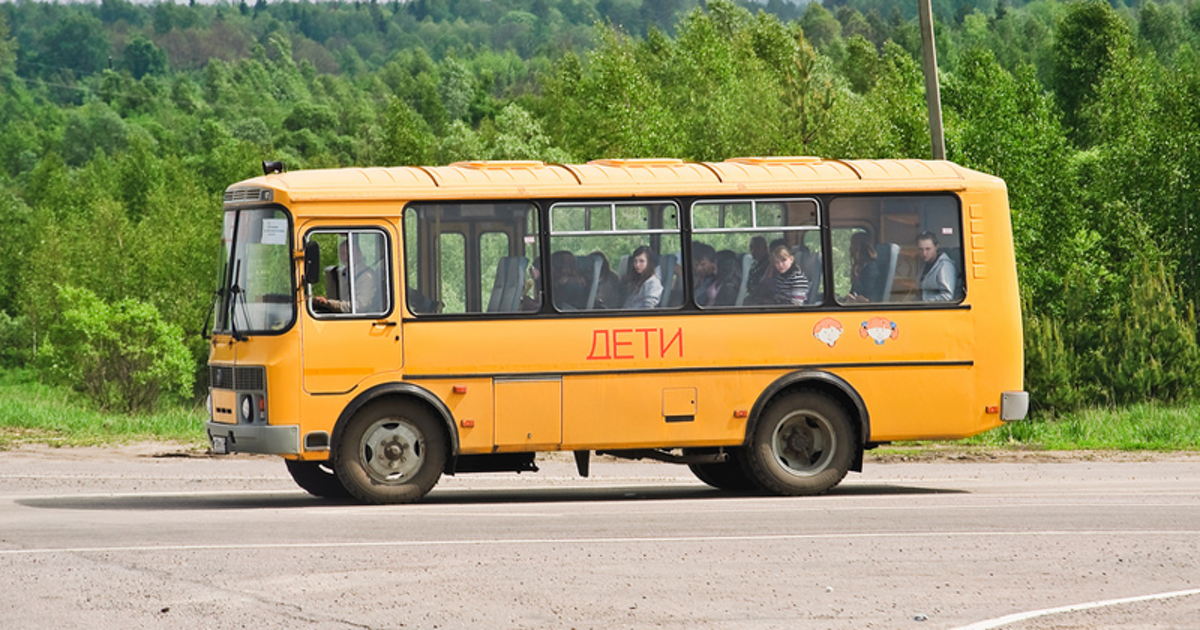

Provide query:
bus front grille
left=209, top=366, right=266, bottom=392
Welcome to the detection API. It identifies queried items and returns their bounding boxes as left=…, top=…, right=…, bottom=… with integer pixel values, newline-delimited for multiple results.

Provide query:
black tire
left=333, top=400, right=447, bottom=504
left=687, top=450, right=761, bottom=492
left=743, top=391, right=855, bottom=496
left=284, top=459, right=352, bottom=499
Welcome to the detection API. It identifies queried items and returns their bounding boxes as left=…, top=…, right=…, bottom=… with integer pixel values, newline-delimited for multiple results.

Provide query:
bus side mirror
left=303, top=241, right=321, bottom=285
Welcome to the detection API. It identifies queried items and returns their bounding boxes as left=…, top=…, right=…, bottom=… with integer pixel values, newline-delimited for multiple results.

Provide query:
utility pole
left=918, top=0, right=945, bottom=160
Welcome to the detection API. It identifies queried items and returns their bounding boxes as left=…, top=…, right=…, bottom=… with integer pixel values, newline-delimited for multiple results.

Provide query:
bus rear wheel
left=285, top=459, right=351, bottom=499
left=687, top=450, right=760, bottom=492
left=744, top=391, right=854, bottom=496
left=334, top=401, right=446, bottom=504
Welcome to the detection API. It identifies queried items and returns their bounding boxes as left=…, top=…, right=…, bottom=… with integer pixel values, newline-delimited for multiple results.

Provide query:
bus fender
left=332, top=382, right=461, bottom=474
left=746, top=370, right=870, bottom=472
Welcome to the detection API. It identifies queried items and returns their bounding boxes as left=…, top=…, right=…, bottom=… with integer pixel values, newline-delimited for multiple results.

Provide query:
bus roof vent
left=725, top=156, right=823, bottom=165
left=451, top=160, right=545, bottom=170
left=588, top=158, right=685, bottom=168
left=223, top=188, right=273, bottom=204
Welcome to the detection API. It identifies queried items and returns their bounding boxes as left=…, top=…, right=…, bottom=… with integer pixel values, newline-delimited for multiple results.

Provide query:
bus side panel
left=560, top=372, right=759, bottom=451
left=846, top=366, right=978, bottom=441
left=409, top=379, right=495, bottom=455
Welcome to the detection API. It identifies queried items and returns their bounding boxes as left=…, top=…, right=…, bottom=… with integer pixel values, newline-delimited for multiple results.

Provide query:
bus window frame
left=689, top=197, right=822, bottom=234
left=547, top=200, right=684, bottom=314
left=826, top=192, right=967, bottom=307
left=688, top=197, right=824, bottom=310
left=215, top=204, right=298, bottom=337
left=403, top=201, right=542, bottom=318
left=303, top=226, right=395, bottom=320
left=548, top=200, right=681, bottom=237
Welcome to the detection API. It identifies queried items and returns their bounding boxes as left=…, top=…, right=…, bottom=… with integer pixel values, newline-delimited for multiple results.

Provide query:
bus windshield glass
left=213, top=207, right=294, bottom=335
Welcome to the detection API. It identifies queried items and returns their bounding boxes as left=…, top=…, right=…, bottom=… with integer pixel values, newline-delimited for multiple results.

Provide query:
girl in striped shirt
left=770, top=245, right=809, bottom=306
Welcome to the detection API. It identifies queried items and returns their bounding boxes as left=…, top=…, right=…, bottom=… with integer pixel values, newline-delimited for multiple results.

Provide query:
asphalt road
left=1, top=446, right=1198, bottom=629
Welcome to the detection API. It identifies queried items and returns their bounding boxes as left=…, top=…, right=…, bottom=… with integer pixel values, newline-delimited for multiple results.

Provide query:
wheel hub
left=771, top=411, right=835, bottom=476
left=361, top=419, right=424, bottom=483
left=784, top=426, right=815, bottom=460
left=382, top=440, right=406, bottom=463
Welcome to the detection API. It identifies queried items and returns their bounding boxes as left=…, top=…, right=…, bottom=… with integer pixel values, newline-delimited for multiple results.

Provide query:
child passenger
left=622, top=246, right=662, bottom=309
left=770, top=245, right=809, bottom=306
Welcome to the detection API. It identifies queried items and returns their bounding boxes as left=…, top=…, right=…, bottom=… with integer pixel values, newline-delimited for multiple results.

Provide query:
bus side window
left=830, top=196, right=963, bottom=305
left=548, top=202, right=682, bottom=312
left=404, top=203, right=541, bottom=315
left=690, top=199, right=821, bottom=309
left=308, top=230, right=391, bottom=317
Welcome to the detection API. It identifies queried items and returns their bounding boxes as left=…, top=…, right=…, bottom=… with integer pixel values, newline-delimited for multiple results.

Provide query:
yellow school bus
left=205, top=157, right=1028, bottom=503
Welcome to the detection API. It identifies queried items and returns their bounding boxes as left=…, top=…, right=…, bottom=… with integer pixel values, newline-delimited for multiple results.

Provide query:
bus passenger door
left=493, top=377, right=562, bottom=451
left=300, top=226, right=403, bottom=394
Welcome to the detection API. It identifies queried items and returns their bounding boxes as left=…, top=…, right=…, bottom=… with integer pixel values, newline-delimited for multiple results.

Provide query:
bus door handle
left=372, top=320, right=397, bottom=328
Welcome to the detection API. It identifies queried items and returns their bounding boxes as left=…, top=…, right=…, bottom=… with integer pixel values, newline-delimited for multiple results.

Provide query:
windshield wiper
left=201, top=286, right=223, bottom=340
left=228, top=260, right=248, bottom=342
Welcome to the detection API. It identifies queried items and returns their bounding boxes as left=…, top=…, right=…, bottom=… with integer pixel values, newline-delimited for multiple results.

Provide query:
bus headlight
left=241, top=395, right=254, bottom=423
left=205, top=393, right=213, bottom=420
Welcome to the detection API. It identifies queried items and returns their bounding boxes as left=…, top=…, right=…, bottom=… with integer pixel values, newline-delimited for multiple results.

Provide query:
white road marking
left=951, top=587, right=1200, bottom=630
left=1, top=529, right=1197, bottom=556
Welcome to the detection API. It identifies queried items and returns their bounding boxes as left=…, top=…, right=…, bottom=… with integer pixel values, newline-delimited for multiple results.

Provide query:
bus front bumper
left=206, top=422, right=300, bottom=455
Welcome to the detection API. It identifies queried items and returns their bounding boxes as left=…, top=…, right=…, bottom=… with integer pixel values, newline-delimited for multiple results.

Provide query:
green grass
left=0, top=369, right=207, bottom=449
left=889, top=403, right=1200, bottom=454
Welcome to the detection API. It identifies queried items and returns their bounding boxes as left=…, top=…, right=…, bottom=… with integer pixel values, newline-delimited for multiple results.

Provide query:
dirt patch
left=867, top=444, right=1200, bottom=464
left=0, top=441, right=266, bottom=461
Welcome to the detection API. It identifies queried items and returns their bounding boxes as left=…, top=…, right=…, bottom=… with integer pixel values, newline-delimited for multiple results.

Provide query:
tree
left=283, top=101, right=338, bottom=134
left=379, top=96, right=434, bottom=165
left=116, top=128, right=164, bottom=222
left=943, top=48, right=1080, bottom=315
left=1138, top=1, right=1182, bottom=63
left=799, top=2, right=842, bottom=51
left=60, top=102, right=130, bottom=167
left=35, top=13, right=112, bottom=78
left=1052, top=1, right=1132, bottom=146
left=0, top=190, right=33, bottom=316
left=0, top=11, right=15, bottom=76
left=439, top=58, right=475, bottom=123
left=123, top=35, right=168, bottom=79
left=841, top=35, right=878, bottom=93
left=486, top=103, right=571, bottom=162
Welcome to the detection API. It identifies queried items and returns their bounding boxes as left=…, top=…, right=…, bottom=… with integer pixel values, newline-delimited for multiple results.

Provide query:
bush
left=1095, top=261, right=1200, bottom=405
left=36, top=285, right=194, bottom=414
left=0, top=311, right=32, bottom=368
left=1025, top=259, right=1199, bottom=415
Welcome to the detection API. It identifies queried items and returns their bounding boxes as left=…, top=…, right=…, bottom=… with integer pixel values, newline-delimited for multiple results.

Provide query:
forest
left=1, top=0, right=1199, bottom=416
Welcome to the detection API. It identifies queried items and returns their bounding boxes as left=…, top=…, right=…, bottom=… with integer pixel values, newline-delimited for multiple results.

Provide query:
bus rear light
left=453, top=385, right=468, bottom=394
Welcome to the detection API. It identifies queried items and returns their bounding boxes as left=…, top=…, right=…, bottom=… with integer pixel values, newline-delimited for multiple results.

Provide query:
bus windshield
left=213, top=207, right=294, bottom=336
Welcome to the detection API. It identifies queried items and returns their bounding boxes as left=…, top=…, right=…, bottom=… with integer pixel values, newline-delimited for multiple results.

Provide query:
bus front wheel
left=744, top=391, right=854, bottom=496
left=285, top=459, right=351, bottom=499
left=334, top=401, right=446, bottom=504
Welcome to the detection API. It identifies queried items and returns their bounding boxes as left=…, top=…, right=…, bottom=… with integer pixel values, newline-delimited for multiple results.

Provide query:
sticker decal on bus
left=813, top=317, right=844, bottom=348
left=860, top=317, right=899, bottom=345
